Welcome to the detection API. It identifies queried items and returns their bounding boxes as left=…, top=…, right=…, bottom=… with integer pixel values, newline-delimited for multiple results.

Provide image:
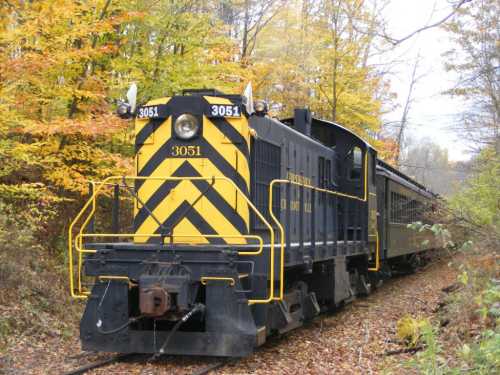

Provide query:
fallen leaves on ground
left=0, top=258, right=457, bottom=375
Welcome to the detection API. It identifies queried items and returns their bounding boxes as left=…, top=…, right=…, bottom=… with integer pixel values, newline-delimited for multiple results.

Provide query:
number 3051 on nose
left=209, top=104, right=241, bottom=118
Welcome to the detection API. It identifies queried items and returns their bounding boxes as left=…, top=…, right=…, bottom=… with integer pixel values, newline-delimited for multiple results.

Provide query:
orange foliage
left=377, top=137, right=399, bottom=165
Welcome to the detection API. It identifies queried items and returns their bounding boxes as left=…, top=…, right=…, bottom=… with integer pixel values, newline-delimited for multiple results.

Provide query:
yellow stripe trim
left=146, top=97, right=170, bottom=106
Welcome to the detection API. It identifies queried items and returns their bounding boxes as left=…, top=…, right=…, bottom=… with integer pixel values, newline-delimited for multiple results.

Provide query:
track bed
left=0, top=257, right=456, bottom=374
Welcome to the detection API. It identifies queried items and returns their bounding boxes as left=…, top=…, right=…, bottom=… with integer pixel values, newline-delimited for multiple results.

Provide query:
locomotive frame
left=68, top=89, right=436, bottom=357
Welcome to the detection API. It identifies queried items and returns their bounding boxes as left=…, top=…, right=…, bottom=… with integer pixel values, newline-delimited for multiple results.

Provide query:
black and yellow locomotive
left=68, top=88, right=436, bottom=357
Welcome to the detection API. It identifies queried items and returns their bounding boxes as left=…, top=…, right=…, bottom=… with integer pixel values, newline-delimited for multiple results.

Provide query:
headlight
left=174, top=114, right=199, bottom=140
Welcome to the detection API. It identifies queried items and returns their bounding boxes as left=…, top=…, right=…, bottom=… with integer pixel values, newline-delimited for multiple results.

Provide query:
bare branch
left=395, top=52, right=423, bottom=165
left=381, top=0, right=472, bottom=46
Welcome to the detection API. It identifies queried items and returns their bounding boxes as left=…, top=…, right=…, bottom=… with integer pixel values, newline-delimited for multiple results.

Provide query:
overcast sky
left=380, top=0, right=471, bottom=161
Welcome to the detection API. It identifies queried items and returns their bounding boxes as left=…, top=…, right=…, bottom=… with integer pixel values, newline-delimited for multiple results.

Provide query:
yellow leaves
left=396, top=315, right=430, bottom=348
left=19, top=114, right=127, bottom=137
left=0, top=183, right=66, bottom=203
left=1, top=0, right=133, bottom=129
left=37, top=140, right=130, bottom=194
left=44, top=166, right=86, bottom=194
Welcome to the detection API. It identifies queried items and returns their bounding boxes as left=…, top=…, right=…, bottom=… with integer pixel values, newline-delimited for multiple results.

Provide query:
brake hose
left=96, top=315, right=143, bottom=335
left=150, top=303, right=206, bottom=361
left=95, top=280, right=144, bottom=335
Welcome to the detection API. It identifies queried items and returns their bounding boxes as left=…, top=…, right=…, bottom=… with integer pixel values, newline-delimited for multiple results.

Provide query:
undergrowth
left=395, top=149, right=500, bottom=374
left=0, top=201, right=80, bottom=352
left=393, top=240, right=499, bottom=374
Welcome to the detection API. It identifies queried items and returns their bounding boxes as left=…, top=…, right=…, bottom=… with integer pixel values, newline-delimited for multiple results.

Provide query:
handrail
left=268, top=155, right=379, bottom=300
left=68, top=175, right=276, bottom=304
left=75, top=233, right=264, bottom=255
left=200, top=277, right=236, bottom=286
left=367, top=230, right=380, bottom=271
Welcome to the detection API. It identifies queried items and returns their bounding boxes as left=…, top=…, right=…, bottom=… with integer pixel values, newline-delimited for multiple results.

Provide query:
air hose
left=95, top=280, right=144, bottom=335
left=150, top=303, right=206, bottom=361
left=96, top=315, right=143, bottom=335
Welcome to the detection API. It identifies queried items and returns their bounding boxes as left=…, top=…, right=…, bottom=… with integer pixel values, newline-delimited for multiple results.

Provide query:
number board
left=208, top=104, right=241, bottom=118
left=136, top=105, right=167, bottom=119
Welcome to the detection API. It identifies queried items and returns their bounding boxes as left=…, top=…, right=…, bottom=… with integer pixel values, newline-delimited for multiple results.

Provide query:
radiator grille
left=251, top=139, right=281, bottom=229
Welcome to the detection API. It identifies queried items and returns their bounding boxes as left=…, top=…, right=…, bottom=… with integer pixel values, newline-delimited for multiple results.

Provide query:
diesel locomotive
left=68, top=88, right=436, bottom=357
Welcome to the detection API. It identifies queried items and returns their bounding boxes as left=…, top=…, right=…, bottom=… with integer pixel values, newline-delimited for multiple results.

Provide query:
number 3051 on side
left=209, top=104, right=241, bottom=118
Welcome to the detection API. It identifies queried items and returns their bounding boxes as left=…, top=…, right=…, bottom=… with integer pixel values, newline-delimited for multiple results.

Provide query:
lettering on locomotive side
left=286, top=172, right=312, bottom=186
left=280, top=198, right=312, bottom=213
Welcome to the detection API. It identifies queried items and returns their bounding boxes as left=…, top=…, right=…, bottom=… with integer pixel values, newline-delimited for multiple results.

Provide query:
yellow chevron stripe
left=227, top=117, right=251, bottom=152
left=203, top=116, right=250, bottom=189
left=134, top=156, right=182, bottom=226
left=135, top=179, right=196, bottom=243
left=136, top=155, right=184, bottom=200
left=136, top=156, right=249, bottom=231
left=136, top=178, right=246, bottom=244
left=135, top=118, right=150, bottom=142
left=137, top=117, right=171, bottom=164
left=204, top=96, right=232, bottom=105
left=135, top=117, right=172, bottom=203
left=133, top=159, right=183, bottom=244
left=188, top=159, right=249, bottom=229
left=172, top=218, right=210, bottom=244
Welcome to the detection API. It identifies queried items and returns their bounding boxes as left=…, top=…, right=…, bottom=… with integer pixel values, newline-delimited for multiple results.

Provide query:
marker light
left=116, top=102, right=131, bottom=118
left=254, top=100, right=268, bottom=116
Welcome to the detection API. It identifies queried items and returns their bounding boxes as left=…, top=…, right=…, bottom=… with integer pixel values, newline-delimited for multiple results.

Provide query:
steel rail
left=62, top=353, right=136, bottom=375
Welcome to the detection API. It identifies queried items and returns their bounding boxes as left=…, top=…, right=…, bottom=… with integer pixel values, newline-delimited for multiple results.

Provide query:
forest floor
left=0, top=256, right=458, bottom=375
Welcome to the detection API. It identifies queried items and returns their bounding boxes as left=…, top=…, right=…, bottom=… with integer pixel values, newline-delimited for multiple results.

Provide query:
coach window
left=350, top=146, right=363, bottom=180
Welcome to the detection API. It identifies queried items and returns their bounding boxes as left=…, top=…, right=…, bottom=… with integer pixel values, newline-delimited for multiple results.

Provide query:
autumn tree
left=0, top=0, right=245, bottom=247
left=0, top=0, right=244, bottom=197
left=112, top=0, right=243, bottom=101
left=0, top=0, right=132, bottom=196
left=246, top=0, right=388, bottom=140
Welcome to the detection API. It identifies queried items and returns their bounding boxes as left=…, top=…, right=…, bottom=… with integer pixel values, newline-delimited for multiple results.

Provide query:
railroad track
left=63, top=353, right=232, bottom=375
left=62, top=353, right=133, bottom=375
